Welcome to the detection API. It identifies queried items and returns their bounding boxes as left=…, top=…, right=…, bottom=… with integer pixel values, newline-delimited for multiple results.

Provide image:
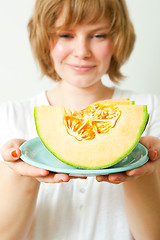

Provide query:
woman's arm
left=0, top=162, right=40, bottom=240
left=123, top=167, right=160, bottom=240
left=0, top=139, right=72, bottom=240
left=97, top=136, right=160, bottom=239
left=123, top=137, right=160, bottom=240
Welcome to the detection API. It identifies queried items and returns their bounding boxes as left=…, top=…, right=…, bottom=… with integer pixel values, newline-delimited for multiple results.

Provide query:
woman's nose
left=73, top=37, right=91, bottom=59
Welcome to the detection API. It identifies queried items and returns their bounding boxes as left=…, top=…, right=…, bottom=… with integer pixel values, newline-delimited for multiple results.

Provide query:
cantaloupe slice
left=91, top=98, right=134, bottom=106
left=34, top=99, right=149, bottom=169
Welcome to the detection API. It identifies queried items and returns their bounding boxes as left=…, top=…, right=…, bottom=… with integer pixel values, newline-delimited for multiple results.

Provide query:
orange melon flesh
left=34, top=99, right=148, bottom=169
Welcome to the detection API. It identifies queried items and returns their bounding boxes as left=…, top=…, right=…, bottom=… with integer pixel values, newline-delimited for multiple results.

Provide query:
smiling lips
left=68, top=64, right=96, bottom=72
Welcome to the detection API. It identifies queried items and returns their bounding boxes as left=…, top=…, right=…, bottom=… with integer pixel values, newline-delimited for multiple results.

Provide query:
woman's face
left=50, top=17, right=113, bottom=88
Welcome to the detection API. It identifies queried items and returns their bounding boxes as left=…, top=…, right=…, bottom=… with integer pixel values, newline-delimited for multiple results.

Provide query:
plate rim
left=20, top=137, right=149, bottom=176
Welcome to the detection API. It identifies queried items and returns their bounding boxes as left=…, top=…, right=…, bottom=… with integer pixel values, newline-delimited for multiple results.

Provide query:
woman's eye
left=59, top=34, right=73, bottom=39
left=94, top=34, right=107, bottom=39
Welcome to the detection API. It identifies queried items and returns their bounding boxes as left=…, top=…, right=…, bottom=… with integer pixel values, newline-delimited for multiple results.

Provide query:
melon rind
left=34, top=101, right=149, bottom=169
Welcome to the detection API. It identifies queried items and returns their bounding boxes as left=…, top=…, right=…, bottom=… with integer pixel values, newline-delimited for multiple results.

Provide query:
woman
left=0, top=0, right=160, bottom=239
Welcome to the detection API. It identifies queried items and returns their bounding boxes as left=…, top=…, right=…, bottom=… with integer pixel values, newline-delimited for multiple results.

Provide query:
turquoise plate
left=20, top=137, right=149, bottom=176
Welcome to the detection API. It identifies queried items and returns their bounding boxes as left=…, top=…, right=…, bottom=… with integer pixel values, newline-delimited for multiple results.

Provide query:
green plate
left=20, top=137, right=149, bottom=176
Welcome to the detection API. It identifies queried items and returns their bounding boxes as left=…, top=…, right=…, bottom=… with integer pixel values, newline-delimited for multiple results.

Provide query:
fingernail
left=153, top=151, right=158, bottom=160
left=113, top=179, right=121, bottom=183
left=60, top=179, right=65, bottom=182
left=41, top=170, right=49, bottom=176
left=11, top=150, right=18, bottom=158
left=113, top=178, right=120, bottom=182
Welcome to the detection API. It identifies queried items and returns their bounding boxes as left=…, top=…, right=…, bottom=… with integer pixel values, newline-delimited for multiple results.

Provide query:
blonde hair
left=28, top=0, right=136, bottom=83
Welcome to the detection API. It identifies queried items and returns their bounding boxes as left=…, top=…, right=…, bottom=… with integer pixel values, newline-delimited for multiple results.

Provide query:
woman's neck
left=47, top=80, right=114, bottom=110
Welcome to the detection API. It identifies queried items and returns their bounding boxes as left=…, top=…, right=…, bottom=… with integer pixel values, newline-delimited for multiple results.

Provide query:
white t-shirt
left=0, top=87, right=160, bottom=240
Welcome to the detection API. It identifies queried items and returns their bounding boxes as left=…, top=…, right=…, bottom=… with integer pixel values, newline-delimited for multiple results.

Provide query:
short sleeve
left=0, top=102, right=12, bottom=147
left=144, top=94, right=160, bottom=138
left=0, top=92, right=48, bottom=162
left=0, top=102, right=12, bottom=161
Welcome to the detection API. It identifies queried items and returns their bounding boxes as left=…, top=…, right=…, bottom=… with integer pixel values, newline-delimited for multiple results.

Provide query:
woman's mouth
left=68, top=64, right=96, bottom=72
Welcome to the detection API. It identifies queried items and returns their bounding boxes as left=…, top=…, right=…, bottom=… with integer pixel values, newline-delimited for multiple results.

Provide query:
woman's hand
left=96, top=136, right=160, bottom=184
left=0, top=139, right=83, bottom=183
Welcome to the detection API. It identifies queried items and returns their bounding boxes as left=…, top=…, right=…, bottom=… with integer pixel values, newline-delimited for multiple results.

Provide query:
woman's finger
left=96, top=172, right=127, bottom=184
left=126, top=161, right=156, bottom=177
left=7, top=160, right=49, bottom=177
left=36, top=172, right=71, bottom=183
left=140, top=136, right=159, bottom=161
left=0, top=139, right=25, bottom=162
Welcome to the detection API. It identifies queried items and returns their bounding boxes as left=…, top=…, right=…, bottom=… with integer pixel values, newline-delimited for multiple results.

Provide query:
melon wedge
left=34, top=99, right=149, bottom=169
left=92, top=98, right=134, bottom=106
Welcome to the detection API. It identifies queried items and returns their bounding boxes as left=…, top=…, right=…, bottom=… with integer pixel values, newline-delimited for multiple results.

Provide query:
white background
left=0, top=0, right=160, bottom=103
